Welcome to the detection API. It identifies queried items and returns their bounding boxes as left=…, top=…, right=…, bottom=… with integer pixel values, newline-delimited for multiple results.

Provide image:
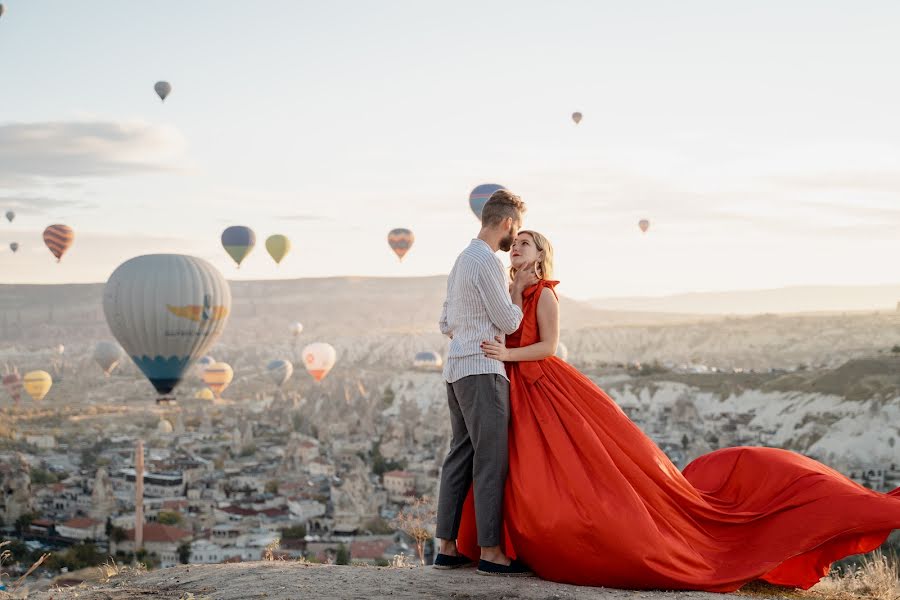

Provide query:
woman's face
left=510, top=233, right=540, bottom=271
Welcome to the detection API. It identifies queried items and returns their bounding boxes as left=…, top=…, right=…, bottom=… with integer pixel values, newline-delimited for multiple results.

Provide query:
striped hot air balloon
left=267, top=359, right=294, bottom=387
left=387, top=228, right=414, bottom=261
left=302, top=342, right=336, bottom=382
left=221, top=226, right=256, bottom=268
left=202, top=362, right=233, bottom=398
left=43, top=224, right=74, bottom=262
left=469, top=184, right=506, bottom=220
left=265, top=234, right=291, bottom=265
left=23, top=370, right=52, bottom=402
left=2, top=371, right=23, bottom=405
left=103, top=254, right=231, bottom=402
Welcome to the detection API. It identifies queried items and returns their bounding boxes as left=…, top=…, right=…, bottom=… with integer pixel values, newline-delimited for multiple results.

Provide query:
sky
left=1, top=0, right=899, bottom=301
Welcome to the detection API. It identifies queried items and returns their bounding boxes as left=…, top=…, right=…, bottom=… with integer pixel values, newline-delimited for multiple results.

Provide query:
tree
left=111, top=526, right=128, bottom=544
left=335, top=543, right=350, bottom=565
left=681, top=434, right=691, bottom=451
left=281, top=524, right=307, bottom=540
left=392, top=496, right=437, bottom=566
left=30, top=467, right=58, bottom=485
left=178, top=541, right=192, bottom=564
left=157, top=511, right=183, bottom=526
left=265, top=480, right=279, bottom=494
left=382, top=386, right=395, bottom=408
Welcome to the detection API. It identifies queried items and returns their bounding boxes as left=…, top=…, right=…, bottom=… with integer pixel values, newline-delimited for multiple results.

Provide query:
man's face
left=498, top=217, right=521, bottom=252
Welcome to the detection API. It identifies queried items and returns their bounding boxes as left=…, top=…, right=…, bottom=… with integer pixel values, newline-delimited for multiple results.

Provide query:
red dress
left=456, top=279, right=900, bottom=592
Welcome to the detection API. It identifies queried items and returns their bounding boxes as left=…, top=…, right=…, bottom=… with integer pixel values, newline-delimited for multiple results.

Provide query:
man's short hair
left=481, top=189, right=526, bottom=227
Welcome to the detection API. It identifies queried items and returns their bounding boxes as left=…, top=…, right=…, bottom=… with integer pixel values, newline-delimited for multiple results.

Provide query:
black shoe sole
left=476, top=568, right=534, bottom=577
left=433, top=562, right=475, bottom=570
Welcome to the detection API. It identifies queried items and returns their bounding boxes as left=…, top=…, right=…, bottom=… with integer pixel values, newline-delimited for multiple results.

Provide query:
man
left=434, top=189, right=537, bottom=576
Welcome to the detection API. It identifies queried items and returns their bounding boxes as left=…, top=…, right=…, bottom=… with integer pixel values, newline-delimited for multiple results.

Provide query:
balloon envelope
left=413, top=351, right=442, bottom=369
left=221, top=226, right=256, bottom=267
left=103, top=254, right=231, bottom=398
left=639, top=219, right=650, bottom=233
left=289, top=322, right=303, bottom=337
left=43, top=224, right=74, bottom=262
left=469, top=184, right=506, bottom=220
left=301, top=342, right=336, bottom=382
left=2, top=372, right=23, bottom=404
left=194, top=388, right=215, bottom=400
left=9, top=242, right=18, bottom=253
left=267, top=359, right=294, bottom=387
left=5, top=211, right=13, bottom=222
left=23, top=370, right=52, bottom=402
left=572, top=112, right=582, bottom=124
left=0, top=5, right=5, bottom=18
left=387, top=228, right=414, bottom=261
left=202, top=362, right=233, bottom=398
left=154, top=81, right=172, bottom=101
left=94, top=341, right=122, bottom=376
left=265, top=234, right=291, bottom=264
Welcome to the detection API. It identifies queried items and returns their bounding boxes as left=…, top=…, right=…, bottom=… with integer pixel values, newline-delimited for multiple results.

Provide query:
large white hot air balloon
left=94, top=341, right=123, bottom=377
left=301, top=342, right=336, bottom=382
left=267, top=359, right=294, bottom=387
left=103, top=254, right=231, bottom=402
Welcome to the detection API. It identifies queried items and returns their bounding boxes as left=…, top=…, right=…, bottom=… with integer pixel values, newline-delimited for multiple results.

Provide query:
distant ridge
left=589, top=284, right=900, bottom=315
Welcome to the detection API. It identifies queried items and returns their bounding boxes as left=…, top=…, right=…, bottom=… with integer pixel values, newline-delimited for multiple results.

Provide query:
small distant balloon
left=221, top=226, right=256, bottom=268
left=203, top=362, right=233, bottom=398
left=94, top=341, right=122, bottom=377
left=5, top=211, right=14, bottom=222
left=267, top=359, right=294, bottom=387
left=9, top=242, right=18, bottom=253
left=154, top=81, right=172, bottom=102
left=194, top=388, right=214, bottom=401
left=555, top=342, right=569, bottom=362
left=572, top=112, right=582, bottom=125
left=265, top=234, right=291, bottom=265
left=0, top=4, right=5, bottom=19
left=413, top=351, right=442, bottom=370
left=469, top=184, right=506, bottom=220
left=55, top=344, right=65, bottom=355
left=639, top=219, right=650, bottom=233
left=43, top=224, right=74, bottom=262
left=23, top=370, right=52, bottom=402
left=302, top=342, right=336, bottom=382
left=289, top=322, right=303, bottom=337
left=197, top=356, right=216, bottom=369
left=388, top=228, right=414, bottom=261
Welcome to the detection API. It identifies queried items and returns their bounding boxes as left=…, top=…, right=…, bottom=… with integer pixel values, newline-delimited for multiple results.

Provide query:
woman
left=453, top=230, right=900, bottom=591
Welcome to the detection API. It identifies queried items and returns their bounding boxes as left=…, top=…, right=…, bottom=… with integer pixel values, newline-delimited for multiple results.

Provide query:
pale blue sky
left=1, top=1, right=899, bottom=300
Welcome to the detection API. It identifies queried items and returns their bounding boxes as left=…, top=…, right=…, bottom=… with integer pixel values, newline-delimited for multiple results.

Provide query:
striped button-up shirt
left=439, top=239, right=524, bottom=383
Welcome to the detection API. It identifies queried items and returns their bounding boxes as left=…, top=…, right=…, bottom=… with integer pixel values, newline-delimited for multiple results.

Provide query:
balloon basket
left=157, top=396, right=178, bottom=406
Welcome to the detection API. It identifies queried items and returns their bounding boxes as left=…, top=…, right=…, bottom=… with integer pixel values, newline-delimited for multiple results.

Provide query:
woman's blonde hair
left=509, top=230, right=554, bottom=282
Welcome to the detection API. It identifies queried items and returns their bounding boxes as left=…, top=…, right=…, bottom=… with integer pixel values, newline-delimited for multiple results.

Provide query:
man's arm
left=439, top=300, right=452, bottom=338
left=476, top=258, right=523, bottom=335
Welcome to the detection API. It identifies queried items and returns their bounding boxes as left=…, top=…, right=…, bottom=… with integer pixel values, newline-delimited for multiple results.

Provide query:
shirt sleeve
left=439, top=300, right=451, bottom=337
left=475, top=257, right=523, bottom=335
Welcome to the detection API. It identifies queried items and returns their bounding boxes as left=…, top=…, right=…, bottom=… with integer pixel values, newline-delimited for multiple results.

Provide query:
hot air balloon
left=265, top=234, right=291, bottom=265
left=23, top=370, right=52, bottom=402
left=2, top=371, right=22, bottom=405
left=221, top=226, right=256, bottom=268
left=572, top=112, right=582, bottom=125
left=194, top=388, right=214, bottom=401
left=387, top=228, right=414, bottom=261
left=0, top=4, right=5, bottom=19
left=289, top=322, right=303, bottom=337
left=94, top=341, right=122, bottom=377
left=413, top=351, right=442, bottom=370
left=55, top=344, right=65, bottom=355
left=5, top=211, right=14, bottom=223
left=197, top=355, right=216, bottom=370
left=302, top=342, right=336, bottom=382
left=639, top=219, right=650, bottom=233
left=103, top=254, right=231, bottom=403
left=154, top=81, right=172, bottom=102
left=43, top=224, right=74, bottom=262
left=9, top=242, right=18, bottom=253
left=267, top=359, right=294, bottom=387
left=469, top=184, right=506, bottom=220
left=555, top=342, right=569, bottom=362
left=202, top=362, right=233, bottom=398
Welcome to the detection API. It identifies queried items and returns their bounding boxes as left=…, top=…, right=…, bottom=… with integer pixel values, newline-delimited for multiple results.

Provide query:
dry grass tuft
left=809, top=550, right=900, bottom=600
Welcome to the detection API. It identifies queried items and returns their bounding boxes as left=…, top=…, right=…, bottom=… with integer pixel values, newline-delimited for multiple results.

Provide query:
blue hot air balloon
left=468, top=184, right=506, bottom=221
left=221, top=226, right=256, bottom=268
left=103, top=254, right=232, bottom=402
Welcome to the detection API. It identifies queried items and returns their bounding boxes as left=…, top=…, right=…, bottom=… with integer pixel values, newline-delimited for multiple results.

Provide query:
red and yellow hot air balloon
left=387, top=228, right=414, bottom=261
left=43, top=225, right=74, bottom=262
left=638, top=219, right=650, bottom=234
left=302, top=343, right=336, bottom=382
left=202, top=362, right=233, bottom=399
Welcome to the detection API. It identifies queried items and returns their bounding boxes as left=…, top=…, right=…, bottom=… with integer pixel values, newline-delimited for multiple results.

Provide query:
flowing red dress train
left=455, top=279, right=900, bottom=592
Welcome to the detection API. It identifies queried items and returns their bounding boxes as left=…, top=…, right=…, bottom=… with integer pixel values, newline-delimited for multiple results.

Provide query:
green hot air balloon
left=221, top=226, right=256, bottom=268
left=265, top=234, right=291, bottom=265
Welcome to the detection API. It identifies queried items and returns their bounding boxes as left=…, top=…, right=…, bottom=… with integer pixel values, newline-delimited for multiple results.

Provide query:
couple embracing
left=431, top=189, right=900, bottom=591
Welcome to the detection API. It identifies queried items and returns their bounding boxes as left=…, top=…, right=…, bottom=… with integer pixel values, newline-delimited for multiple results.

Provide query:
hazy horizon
left=2, top=1, right=899, bottom=301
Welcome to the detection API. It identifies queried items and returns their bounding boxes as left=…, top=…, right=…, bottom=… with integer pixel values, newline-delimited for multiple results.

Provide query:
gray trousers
left=436, top=373, right=510, bottom=548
